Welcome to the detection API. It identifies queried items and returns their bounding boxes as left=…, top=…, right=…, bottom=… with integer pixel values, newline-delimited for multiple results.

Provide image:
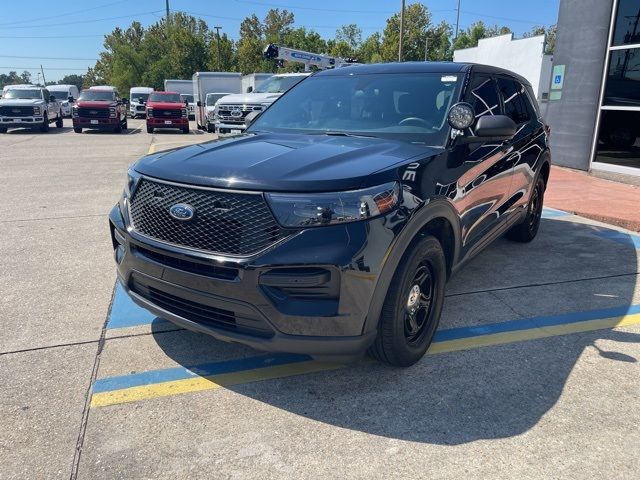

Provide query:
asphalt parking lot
left=1, top=118, right=639, bottom=479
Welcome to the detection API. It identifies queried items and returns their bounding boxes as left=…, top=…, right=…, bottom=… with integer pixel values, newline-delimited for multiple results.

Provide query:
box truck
left=192, top=72, right=242, bottom=130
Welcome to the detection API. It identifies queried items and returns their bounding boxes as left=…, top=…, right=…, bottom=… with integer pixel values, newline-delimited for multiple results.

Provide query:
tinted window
left=612, top=0, right=640, bottom=46
left=466, top=76, right=500, bottom=118
left=497, top=78, right=531, bottom=124
left=603, top=48, right=640, bottom=107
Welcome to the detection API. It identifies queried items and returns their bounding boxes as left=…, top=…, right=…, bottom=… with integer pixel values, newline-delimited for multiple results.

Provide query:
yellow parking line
left=91, top=311, right=640, bottom=408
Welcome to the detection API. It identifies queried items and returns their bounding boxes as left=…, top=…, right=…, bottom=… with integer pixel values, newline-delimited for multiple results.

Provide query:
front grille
left=78, top=107, right=109, bottom=118
left=153, top=108, right=182, bottom=119
left=217, top=104, right=263, bottom=124
left=133, top=245, right=239, bottom=280
left=0, top=106, right=34, bottom=117
left=130, top=277, right=274, bottom=338
left=129, top=178, right=289, bottom=256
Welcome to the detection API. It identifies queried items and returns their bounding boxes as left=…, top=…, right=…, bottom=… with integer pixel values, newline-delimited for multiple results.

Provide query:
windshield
left=78, top=90, right=115, bottom=101
left=3, top=89, right=42, bottom=99
left=250, top=73, right=462, bottom=145
left=206, top=93, right=229, bottom=106
left=131, top=93, right=150, bottom=103
left=181, top=94, right=194, bottom=103
left=255, top=76, right=306, bottom=93
left=149, top=93, right=182, bottom=103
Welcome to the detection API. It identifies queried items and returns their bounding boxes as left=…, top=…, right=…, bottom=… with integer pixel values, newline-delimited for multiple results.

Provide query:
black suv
left=110, top=63, right=550, bottom=367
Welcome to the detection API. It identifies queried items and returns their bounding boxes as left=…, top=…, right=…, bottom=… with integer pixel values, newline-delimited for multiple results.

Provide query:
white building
left=453, top=33, right=553, bottom=102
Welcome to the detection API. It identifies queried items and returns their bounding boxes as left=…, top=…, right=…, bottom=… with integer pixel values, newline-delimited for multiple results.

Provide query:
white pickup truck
left=0, top=85, right=63, bottom=132
left=213, top=73, right=309, bottom=135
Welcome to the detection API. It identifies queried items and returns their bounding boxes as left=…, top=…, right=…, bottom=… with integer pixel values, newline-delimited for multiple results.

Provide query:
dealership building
left=546, top=0, right=640, bottom=175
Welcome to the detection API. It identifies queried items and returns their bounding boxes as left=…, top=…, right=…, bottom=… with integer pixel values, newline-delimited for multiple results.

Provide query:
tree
left=451, top=21, right=511, bottom=52
left=524, top=25, right=556, bottom=54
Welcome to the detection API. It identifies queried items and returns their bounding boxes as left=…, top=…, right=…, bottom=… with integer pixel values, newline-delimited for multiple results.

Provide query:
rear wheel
left=40, top=113, right=49, bottom=132
left=506, top=176, right=545, bottom=243
left=368, top=235, right=446, bottom=367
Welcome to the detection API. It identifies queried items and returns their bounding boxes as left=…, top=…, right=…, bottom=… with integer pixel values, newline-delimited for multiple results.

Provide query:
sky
left=0, top=0, right=561, bottom=82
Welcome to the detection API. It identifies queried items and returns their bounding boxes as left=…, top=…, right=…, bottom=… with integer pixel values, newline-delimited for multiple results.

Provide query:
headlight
left=124, top=167, right=142, bottom=197
left=265, top=182, right=399, bottom=228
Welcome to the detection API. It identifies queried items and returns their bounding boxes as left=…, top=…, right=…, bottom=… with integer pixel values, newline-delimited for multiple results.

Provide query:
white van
left=47, top=84, right=79, bottom=117
left=129, top=86, right=154, bottom=118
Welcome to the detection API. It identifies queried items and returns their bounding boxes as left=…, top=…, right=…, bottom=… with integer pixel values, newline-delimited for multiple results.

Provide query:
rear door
left=451, top=74, right=515, bottom=255
left=495, top=76, right=546, bottom=214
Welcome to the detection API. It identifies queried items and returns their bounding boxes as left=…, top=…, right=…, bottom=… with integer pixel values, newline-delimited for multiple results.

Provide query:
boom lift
left=263, top=44, right=358, bottom=71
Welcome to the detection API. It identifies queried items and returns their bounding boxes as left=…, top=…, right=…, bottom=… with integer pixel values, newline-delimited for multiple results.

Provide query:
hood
left=217, top=92, right=282, bottom=106
left=134, top=132, right=440, bottom=192
left=76, top=100, right=117, bottom=108
left=147, top=101, right=183, bottom=109
left=0, top=98, right=44, bottom=106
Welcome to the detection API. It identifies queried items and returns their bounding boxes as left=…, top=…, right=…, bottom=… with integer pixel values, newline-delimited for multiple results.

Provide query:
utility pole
left=398, top=0, right=405, bottom=62
left=455, top=0, right=461, bottom=39
left=214, top=26, right=222, bottom=70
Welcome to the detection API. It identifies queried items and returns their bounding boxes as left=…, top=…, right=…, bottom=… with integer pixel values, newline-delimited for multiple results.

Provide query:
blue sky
left=0, top=0, right=561, bottom=82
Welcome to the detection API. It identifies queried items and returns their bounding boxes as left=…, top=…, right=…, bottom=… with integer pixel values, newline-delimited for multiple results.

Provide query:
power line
left=0, top=55, right=98, bottom=61
left=0, top=0, right=130, bottom=27
left=0, top=10, right=164, bottom=29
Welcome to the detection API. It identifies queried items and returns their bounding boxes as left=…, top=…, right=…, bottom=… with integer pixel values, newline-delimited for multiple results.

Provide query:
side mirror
left=197, top=100, right=202, bottom=107
left=247, top=86, right=254, bottom=93
left=244, top=110, right=262, bottom=128
left=474, top=115, right=517, bottom=140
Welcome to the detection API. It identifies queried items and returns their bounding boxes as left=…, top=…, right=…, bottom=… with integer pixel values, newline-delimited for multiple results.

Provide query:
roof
left=316, top=61, right=532, bottom=86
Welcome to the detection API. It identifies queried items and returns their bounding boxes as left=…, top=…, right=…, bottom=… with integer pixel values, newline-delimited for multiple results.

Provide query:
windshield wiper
left=319, top=131, right=378, bottom=138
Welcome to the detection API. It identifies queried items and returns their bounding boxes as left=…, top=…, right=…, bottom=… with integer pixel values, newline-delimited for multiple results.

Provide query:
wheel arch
left=362, top=199, right=461, bottom=336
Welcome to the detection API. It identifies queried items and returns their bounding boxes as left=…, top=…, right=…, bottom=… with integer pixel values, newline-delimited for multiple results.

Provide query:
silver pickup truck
left=0, top=85, right=63, bottom=132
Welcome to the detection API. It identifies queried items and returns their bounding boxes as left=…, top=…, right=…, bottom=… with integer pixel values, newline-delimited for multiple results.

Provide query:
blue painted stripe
left=542, top=207, right=570, bottom=218
left=107, top=284, right=167, bottom=329
left=434, top=304, right=640, bottom=342
left=92, top=352, right=310, bottom=393
left=594, top=230, right=640, bottom=248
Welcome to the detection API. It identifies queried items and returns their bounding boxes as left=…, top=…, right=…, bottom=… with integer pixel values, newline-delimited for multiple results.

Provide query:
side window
left=497, top=78, right=530, bottom=124
left=465, top=75, right=500, bottom=119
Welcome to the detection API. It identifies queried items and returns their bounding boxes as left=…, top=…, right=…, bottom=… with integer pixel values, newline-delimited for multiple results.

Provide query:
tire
left=182, top=126, right=189, bottom=134
left=40, top=113, right=49, bottom=132
left=146, top=126, right=153, bottom=134
left=73, top=127, right=82, bottom=133
left=505, top=176, right=545, bottom=243
left=368, top=235, right=447, bottom=367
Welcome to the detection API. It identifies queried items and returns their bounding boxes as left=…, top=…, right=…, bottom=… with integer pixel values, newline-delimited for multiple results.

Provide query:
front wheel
left=40, top=113, right=49, bottom=132
left=368, top=235, right=446, bottom=367
left=506, top=176, right=545, bottom=243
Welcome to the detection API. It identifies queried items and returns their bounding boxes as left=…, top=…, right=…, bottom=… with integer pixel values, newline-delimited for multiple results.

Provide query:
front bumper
left=109, top=201, right=400, bottom=359
left=147, top=117, right=188, bottom=129
left=1, top=116, right=44, bottom=127
left=73, top=117, right=120, bottom=129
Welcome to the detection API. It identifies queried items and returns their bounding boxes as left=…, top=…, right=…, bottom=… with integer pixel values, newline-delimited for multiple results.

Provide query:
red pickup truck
left=145, top=91, right=189, bottom=134
left=72, top=88, right=128, bottom=133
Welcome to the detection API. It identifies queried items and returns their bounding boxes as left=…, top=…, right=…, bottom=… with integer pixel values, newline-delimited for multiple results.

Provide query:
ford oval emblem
left=169, top=203, right=195, bottom=221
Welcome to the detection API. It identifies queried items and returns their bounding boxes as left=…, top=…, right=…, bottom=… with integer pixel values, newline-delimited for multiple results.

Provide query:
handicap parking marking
left=91, top=302, right=640, bottom=408
left=593, top=230, right=640, bottom=249
left=106, top=284, right=169, bottom=329
left=542, top=207, right=571, bottom=219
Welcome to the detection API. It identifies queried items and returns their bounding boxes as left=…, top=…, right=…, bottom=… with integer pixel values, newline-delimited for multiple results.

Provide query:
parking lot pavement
left=1, top=127, right=639, bottom=479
